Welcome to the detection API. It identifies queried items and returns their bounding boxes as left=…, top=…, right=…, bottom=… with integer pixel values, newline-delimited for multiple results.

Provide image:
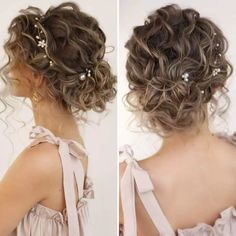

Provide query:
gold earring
left=32, top=91, right=41, bottom=105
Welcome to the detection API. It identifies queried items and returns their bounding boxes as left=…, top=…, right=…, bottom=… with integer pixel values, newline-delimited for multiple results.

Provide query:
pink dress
left=10, top=125, right=94, bottom=236
left=120, top=132, right=236, bottom=236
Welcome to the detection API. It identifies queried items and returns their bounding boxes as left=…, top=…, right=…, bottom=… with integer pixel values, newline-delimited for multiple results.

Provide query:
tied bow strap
left=29, top=125, right=88, bottom=236
left=83, top=177, right=94, bottom=199
left=119, top=144, right=134, bottom=162
left=29, top=126, right=88, bottom=159
left=120, top=145, right=154, bottom=236
left=120, top=145, right=175, bottom=236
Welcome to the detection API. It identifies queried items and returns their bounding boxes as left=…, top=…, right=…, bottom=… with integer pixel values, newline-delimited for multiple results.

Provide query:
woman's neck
left=159, top=121, right=215, bottom=156
left=31, top=99, right=84, bottom=144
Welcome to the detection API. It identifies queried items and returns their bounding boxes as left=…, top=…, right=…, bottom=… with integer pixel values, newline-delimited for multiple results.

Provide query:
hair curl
left=1, top=2, right=116, bottom=115
left=125, top=4, right=233, bottom=136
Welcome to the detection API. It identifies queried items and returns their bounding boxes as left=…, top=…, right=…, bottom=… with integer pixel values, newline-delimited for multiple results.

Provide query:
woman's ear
left=32, top=72, right=44, bottom=88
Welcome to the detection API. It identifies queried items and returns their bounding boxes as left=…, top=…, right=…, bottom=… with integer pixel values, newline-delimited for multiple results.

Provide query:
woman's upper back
left=120, top=132, right=236, bottom=236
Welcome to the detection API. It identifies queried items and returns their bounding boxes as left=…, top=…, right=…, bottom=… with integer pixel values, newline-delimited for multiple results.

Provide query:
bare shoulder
left=0, top=142, right=62, bottom=209
left=20, top=142, right=61, bottom=175
left=119, top=161, right=127, bottom=178
left=4, top=142, right=62, bottom=190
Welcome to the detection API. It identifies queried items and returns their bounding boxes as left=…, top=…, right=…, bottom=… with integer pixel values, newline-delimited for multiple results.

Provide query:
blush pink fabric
left=10, top=125, right=94, bottom=236
left=120, top=132, right=236, bottom=236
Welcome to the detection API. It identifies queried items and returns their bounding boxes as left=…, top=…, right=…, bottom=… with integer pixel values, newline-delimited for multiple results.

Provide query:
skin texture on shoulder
left=119, top=125, right=236, bottom=236
left=124, top=132, right=236, bottom=235
left=0, top=141, right=62, bottom=235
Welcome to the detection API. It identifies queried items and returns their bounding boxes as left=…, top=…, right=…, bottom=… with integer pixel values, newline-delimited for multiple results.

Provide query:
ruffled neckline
left=177, top=206, right=236, bottom=234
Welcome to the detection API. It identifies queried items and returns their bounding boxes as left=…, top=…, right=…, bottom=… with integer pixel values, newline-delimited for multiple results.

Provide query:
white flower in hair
left=37, top=39, right=46, bottom=48
left=33, top=15, right=54, bottom=68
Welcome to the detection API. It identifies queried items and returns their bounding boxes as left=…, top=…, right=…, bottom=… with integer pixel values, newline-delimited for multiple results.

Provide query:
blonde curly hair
left=1, top=2, right=116, bottom=116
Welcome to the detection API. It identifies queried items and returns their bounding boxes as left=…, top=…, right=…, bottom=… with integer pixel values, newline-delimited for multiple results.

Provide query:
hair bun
left=125, top=4, right=232, bottom=136
left=183, top=9, right=200, bottom=21
left=3, top=2, right=116, bottom=116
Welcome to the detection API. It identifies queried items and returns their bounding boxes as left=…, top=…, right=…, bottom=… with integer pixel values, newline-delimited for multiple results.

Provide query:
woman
left=120, top=4, right=236, bottom=236
left=0, top=2, right=116, bottom=236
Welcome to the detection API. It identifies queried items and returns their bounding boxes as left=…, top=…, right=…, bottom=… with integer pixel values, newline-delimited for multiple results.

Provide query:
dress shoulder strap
left=119, top=145, right=175, bottom=236
left=29, top=125, right=90, bottom=236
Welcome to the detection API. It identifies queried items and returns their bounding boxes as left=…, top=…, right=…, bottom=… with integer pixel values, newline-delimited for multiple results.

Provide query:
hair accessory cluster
left=79, top=68, right=92, bottom=81
left=34, top=15, right=94, bottom=80
left=34, top=15, right=54, bottom=67
left=181, top=31, right=222, bottom=95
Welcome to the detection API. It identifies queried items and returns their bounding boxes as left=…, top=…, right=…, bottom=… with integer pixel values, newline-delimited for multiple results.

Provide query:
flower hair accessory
left=34, top=15, right=54, bottom=67
left=34, top=15, right=92, bottom=78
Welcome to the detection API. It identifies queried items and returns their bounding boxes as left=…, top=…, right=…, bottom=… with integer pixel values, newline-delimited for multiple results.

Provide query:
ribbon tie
left=120, top=145, right=175, bottom=236
left=29, top=125, right=88, bottom=159
left=120, top=145, right=154, bottom=236
left=83, top=177, right=95, bottom=199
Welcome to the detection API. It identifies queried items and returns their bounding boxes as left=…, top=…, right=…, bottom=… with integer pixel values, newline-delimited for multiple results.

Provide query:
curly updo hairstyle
left=1, top=2, right=116, bottom=115
left=125, top=4, right=233, bottom=136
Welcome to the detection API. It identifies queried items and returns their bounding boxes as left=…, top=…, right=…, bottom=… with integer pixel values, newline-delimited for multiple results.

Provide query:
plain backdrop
left=119, top=0, right=236, bottom=161
left=0, top=0, right=117, bottom=235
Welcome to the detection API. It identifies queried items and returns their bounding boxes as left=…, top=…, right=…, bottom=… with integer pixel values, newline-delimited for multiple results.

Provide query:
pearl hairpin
left=182, top=72, right=189, bottom=82
left=79, top=68, right=92, bottom=81
left=79, top=73, right=86, bottom=81
left=212, top=68, right=221, bottom=76
left=85, top=68, right=92, bottom=77
left=181, top=73, right=207, bottom=96
left=180, top=31, right=220, bottom=97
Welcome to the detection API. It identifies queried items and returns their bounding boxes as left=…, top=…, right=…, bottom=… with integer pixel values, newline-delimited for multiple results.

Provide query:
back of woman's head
left=125, top=4, right=232, bottom=136
left=1, top=2, right=116, bottom=115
